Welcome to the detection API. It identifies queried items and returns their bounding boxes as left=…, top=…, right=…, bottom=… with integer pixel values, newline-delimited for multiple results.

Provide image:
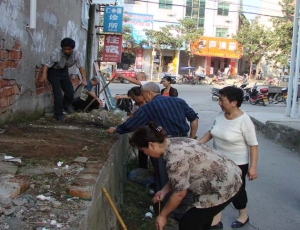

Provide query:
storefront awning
left=190, top=36, right=242, bottom=59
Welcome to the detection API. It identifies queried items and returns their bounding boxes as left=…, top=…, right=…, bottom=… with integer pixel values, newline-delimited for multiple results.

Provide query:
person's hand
left=107, top=127, right=117, bottom=133
left=39, top=75, right=47, bottom=83
left=152, top=190, right=166, bottom=204
left=156, top=215, right=167, bottom=230
left=248, top=167, right=257, bottom=181
left=97, top=99, right=103, bottom=106
left=115, top=73, right=123, bottom=79
left=82, top=80, right=87, bottom=86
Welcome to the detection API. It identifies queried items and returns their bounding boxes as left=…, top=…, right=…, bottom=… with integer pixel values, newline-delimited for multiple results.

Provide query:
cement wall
left=251, top=118, right=300, bottom=153
left=80, top=134, right=129, bottom=230
left=0, top=0, right=98, bottom=122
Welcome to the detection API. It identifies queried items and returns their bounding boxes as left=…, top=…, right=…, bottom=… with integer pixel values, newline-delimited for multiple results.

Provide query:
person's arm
left=40, top=65, right=48, bottom=82
left=172, top=88, right=178, bottom=97
left=152, top=181, right=171, bottom=204
left=116, top=73, right=141, bottom=85
left=189, top=118, right=198, bottom=139
left=156, top=189, right=187, bottom=230
left=107, top=108, right=148, bottom=134
left=87, top=91, right=102, bottom=106
left=79, top=67, right=87, bottom=86
left=248, top=145, right=258, bottom=180
left=199, top=131, right=213, bottom=144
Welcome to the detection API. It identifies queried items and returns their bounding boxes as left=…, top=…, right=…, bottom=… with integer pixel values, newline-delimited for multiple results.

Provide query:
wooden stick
left=83, top=77, right=114, bottom=112
left=159, top=199, right=161, bottom=214
left=102, top=187, right=127, bottom=230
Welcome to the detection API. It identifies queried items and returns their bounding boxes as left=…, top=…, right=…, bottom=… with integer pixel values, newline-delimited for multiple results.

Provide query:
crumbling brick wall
left=0, top=41, right=21, bottom=115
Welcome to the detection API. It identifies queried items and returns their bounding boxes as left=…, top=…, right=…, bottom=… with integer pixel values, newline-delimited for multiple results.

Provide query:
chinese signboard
left=103, top=6, right=123, bottom=33
left=102, top=35, right=123, bottom=63
left=135, top=48, right=144, bottom=70
left=191, top=36, right=242, bottom=59
left=124, top=12, right=153, bottom=44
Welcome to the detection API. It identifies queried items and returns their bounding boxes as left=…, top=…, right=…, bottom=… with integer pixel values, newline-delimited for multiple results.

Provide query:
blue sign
left=103, top=6, right=123, bottom=33
left=124, top=12, right=153, bottom=44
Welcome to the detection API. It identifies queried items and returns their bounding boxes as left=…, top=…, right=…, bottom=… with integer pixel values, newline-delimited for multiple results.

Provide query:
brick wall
left=0, top=41, right=22, bottom=115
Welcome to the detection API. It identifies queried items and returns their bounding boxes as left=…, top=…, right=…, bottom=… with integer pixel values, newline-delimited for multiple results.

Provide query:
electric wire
left=127, top=0, right=285, bottom=18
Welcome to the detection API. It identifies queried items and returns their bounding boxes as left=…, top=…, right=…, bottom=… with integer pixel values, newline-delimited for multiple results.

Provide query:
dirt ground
left=0, top=113, right=120, bottom=230
left=0, top=116, right=119, bottom=165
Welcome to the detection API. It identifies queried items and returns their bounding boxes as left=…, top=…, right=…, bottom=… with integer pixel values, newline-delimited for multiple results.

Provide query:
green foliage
left=269, top=0, right=294, bottom=65
left=233, top=17, right=271, bottom=66
left=172, top=17, right=204, bottom=57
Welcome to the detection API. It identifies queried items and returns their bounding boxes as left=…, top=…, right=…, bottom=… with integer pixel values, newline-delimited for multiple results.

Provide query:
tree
left=268, top=0, right=294, bottom=65
left=169, top=17, right=204, bottom=66
left=233, top=18, right=271, bottom=73
left=141, top=26, right=182, bottom=72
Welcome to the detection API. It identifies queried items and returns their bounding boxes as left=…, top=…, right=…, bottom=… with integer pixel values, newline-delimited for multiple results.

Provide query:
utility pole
left=286, top=0, right=300, bottom=117
left=86, top=5, right=96, bottom=80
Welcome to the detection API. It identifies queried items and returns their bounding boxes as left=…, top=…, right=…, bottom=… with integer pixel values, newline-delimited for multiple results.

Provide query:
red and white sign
left=135, top=48, right=144, bottom=70
left=102, top=35, right=123, bottom=63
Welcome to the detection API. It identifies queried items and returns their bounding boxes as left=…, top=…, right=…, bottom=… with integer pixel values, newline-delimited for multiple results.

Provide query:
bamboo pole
left=102, top=187, right=127, bottom=230
left=83, top=77, right=114, bottom=112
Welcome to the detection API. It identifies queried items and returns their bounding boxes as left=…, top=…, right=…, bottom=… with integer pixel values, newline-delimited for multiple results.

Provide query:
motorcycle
left=211, top=87, right=221, bottom=101
left=249, top=82, right=269, bottom=106
left=160, top=72, right=177, bottom=84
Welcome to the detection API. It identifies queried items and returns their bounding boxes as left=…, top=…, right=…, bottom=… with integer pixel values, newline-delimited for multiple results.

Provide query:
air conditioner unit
left=167, top=12, right=176, bottom=17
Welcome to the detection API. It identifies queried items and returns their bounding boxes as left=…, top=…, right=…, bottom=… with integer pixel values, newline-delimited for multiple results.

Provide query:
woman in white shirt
left=199, top=86, right=258, bottom=229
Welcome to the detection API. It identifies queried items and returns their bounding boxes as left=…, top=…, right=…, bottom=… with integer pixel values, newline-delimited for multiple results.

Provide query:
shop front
left=191, top=36, right=242, bottom=76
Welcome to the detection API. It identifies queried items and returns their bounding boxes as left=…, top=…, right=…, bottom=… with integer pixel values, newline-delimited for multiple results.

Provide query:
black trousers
left=47, top=68, right=74, bottom=116
left=179, top=189, right=241, bottom=230
left=72, top=95, right=100, bottom=112
left=232, top=164, right=248, bottom=210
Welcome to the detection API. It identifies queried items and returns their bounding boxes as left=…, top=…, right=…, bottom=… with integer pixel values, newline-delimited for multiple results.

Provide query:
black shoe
left=54, top=115, right=65, bottom=122
left=63, top=107, right=74, bottom=114
left=210, top=221, right=223, bottom=229
left=231, top=217, right=249, bottom=228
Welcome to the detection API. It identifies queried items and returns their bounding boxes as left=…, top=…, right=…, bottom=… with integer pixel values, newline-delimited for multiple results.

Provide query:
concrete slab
left=0, top=162, right=19, bottom=175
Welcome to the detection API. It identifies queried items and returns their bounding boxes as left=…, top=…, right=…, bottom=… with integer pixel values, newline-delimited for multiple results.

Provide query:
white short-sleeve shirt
left=210, top=112, right=258, bottom=165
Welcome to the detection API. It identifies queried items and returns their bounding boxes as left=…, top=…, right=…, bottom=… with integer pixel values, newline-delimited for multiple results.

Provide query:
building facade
left=120, top=0, right=241, bottom=76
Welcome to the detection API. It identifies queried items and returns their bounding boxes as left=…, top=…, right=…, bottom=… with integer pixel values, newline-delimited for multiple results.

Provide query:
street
left=109, top=82, right=300, bottom=230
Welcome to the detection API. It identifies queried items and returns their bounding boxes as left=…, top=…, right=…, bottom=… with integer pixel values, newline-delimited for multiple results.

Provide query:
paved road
left=109, top=83, right=300, bottom=230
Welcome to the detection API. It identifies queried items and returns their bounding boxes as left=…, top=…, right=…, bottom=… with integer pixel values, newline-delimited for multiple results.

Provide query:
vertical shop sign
left=135, top=48, right=144, bottom=70
left=102, top=35, right=123, bottom=63
left=103, top=6, right=123, bottom=33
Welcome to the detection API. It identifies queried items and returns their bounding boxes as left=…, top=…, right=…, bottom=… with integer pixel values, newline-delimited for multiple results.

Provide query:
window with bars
left=217, top=3, right=229, bottom=16
left=185, top=0, right=206, bottom=28
left=216, top=28, right=228, bottom=37
left=159, top=0, right=172, bottom=9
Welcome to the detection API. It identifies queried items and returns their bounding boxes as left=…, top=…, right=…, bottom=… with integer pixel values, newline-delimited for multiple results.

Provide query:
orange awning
left=190, top=36, right=242, bottom=59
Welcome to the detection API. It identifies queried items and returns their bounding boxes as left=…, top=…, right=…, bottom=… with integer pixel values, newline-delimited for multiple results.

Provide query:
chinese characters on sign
left=191, top=36, right=242, bottom=59
left=102, top=35, right=123, bottom=63
left=135, top=48, right=144, bottom=70
left=123, top=12, right=153, bottom=44
left=103, top=6, right=123, bottom=33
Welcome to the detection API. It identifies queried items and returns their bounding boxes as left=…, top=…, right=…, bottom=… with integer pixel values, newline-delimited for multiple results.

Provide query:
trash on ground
left=36, top=195, right=51, bottom=201
left=145, top=212, right=153, bottom=218
left=4, top=156, right=22, bottom=163
left=149, top=205, right=154, bottom=213
left=149, top=189, right=155, bottom=195
left=57, top=161, right=63, bottom=167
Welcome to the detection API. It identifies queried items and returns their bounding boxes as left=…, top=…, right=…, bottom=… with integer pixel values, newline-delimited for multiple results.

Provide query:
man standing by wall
left=40, top=38, right=87, bottom=122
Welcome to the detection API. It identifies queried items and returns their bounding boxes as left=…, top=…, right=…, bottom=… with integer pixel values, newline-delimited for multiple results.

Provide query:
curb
left=250, top=117, right=300, bottom=153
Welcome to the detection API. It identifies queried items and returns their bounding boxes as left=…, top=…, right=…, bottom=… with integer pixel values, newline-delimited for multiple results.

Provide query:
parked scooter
left=211, top=87, right=220, bottom=101
left=160, top=72, right=177, bottom=84
left=249, top=82, right=269, bottom=106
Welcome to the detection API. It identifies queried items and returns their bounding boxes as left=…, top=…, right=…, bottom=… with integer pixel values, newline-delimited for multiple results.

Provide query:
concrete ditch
left=79, top=134, right=129, bottom=230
